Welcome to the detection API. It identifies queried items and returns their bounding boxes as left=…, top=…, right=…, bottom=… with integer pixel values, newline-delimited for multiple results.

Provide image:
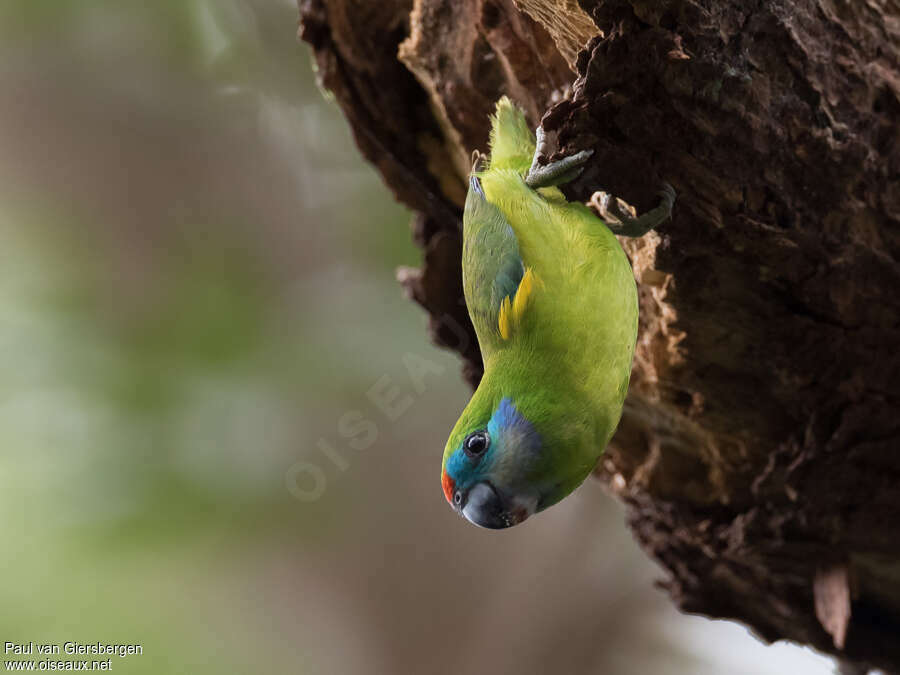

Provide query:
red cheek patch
left=441, top=471, right=456, bottom=505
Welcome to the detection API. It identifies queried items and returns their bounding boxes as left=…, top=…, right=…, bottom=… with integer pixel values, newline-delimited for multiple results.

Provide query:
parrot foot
left=525, top=126, right=593, bottom=189
left=596, top=182, right=676, bottom=237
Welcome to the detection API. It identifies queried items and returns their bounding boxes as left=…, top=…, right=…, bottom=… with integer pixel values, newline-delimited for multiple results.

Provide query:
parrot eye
left=463, top=430, right=490, bottom=458
left=453, top=491, right=462, bottom=506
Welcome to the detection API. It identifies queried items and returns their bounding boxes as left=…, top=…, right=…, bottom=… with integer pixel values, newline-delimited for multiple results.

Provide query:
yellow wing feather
left=497, top=267, right=542, bottom=340
left=498, top=296, right=512, bottom=340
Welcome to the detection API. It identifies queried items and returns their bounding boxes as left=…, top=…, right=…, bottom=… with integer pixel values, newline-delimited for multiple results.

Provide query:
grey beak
left=461, top=482, right=515, bottom=529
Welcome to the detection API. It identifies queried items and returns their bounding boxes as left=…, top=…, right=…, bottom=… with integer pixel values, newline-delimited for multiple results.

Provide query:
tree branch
left=299, top=0, right=900, bottom=669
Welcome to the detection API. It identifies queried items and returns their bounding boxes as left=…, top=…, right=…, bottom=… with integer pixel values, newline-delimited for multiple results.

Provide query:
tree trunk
left=298, top=0, right=900, bottom=669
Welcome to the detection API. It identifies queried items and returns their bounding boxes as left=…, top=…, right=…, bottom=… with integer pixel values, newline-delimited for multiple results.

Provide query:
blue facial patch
left=445, top=397, right=540, bottom=490
left=488, top=398, right=538, bottom=448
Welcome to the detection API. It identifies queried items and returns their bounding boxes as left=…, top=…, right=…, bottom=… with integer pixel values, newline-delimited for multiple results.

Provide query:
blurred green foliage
left=0, top=1, right=446, bottom=672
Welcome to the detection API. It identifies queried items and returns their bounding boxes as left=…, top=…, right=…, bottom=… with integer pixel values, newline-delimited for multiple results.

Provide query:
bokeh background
left=0, top=1, right=837, bottom=673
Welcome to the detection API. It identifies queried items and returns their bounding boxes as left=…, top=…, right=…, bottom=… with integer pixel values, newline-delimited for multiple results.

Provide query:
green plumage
left=441, top=97, right=639, bottom=526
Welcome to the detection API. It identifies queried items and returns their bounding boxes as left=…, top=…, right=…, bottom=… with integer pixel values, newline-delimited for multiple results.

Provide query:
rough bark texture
left=298, top=0, right=900, bottom=670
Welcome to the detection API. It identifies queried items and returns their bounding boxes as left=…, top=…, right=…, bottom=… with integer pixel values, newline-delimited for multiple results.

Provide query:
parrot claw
left=471, top=149, right=485, bottom=173
left=601, top=182, right=676, bottom=238
left=525, top=126, right=593, bottom=189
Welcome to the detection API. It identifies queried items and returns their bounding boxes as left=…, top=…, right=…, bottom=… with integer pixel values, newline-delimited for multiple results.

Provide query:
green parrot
left=441, top=97, right=674, bottom=529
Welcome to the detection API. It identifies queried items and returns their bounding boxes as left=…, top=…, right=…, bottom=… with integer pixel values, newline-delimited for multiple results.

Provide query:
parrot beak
left=460, top=482, right=536, bottom=529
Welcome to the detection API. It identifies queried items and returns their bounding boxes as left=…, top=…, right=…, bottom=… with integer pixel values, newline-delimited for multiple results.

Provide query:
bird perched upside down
left=441, top=97, right=675, bottom=529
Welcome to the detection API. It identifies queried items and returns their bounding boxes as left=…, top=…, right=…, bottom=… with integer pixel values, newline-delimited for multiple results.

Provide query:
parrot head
left=442, top=392, right=575, bottom=529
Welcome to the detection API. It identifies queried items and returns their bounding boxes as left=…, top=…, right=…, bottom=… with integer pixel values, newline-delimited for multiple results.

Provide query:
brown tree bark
left=298, top=0, right=900, bottom=670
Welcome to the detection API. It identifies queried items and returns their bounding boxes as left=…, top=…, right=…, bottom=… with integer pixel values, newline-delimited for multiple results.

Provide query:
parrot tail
left=488, top=97, right=536, bottom=174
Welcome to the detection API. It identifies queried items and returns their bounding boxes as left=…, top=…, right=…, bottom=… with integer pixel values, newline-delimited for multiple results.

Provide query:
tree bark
left=298, top=0, right=900, bottom=670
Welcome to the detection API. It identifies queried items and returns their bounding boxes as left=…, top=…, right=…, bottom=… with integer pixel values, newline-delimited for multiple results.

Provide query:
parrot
left=441, top=97, right=675, bottom=529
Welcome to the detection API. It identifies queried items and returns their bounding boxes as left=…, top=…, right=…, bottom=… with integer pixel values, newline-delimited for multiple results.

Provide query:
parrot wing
left=462, top=174, right=533, bottom=353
